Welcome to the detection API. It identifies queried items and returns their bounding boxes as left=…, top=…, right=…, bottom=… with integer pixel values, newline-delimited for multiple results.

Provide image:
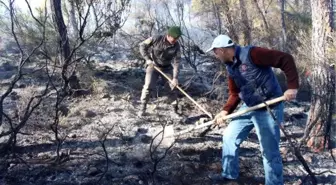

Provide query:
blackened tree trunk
left=303, top=0, right=334, bottom=152
left=50, top=0, right=71, bottom=63
left=50, top=0, right=80, bottom=93
left=69, top=0, right=79, bottom=37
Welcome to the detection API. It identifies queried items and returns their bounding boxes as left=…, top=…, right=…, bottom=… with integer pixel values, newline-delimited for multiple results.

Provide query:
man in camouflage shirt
left=138, top=26, right=182, bottom=116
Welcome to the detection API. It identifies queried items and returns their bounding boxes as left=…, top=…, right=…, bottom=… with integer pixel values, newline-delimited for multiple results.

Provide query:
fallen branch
left=314, top=169, right=336, bottom=175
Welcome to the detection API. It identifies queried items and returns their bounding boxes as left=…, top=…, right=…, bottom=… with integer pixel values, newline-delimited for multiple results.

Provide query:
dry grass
left=16, top=85, right=40, bottom=117
left=90, top=78, right=109, bottom=95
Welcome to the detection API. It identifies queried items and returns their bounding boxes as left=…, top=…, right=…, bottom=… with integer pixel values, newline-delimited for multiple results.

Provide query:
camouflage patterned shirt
left=139, top=35, right=181, bottom=79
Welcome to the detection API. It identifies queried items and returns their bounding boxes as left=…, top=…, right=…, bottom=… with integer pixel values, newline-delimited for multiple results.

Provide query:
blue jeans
left=222, top=103, right=284, bottom=185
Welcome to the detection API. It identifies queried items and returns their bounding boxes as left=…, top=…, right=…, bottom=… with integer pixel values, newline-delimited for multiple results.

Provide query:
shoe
left=171, top=103, right=183, bottom=119
left=208, top=174, right=232, bottom=183
left=138, top=103, right=147, bottom=117
left=173, top=104, right=179, bottom=114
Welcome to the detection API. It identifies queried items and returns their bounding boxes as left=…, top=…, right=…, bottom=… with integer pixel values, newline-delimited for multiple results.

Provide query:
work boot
left=171, top=100, right=179, bottom=113
left=173, top=103, right=178, bottom=114
left=138, top=103, right=147, bottom=117
left=171, top=101, right=182, bottom=119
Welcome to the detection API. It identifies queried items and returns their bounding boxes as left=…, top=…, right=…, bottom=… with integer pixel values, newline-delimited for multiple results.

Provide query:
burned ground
left=0, top=60, right=335, bottom=185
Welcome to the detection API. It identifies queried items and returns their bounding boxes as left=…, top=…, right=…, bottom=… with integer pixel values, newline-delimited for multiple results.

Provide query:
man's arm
left=250, top=47, right=299, bottom=89
left=173, top=44, right=181, bottom=79
left=223, top=76, right=241, bottom=114
left=139, top=36, right=155, bottom=61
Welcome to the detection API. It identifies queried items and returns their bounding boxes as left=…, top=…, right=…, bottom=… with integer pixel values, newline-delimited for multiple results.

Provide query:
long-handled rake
left=163, top=96, right=286, bottom=139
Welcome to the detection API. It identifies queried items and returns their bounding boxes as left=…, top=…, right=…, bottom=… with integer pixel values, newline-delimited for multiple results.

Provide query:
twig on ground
left=314, top=170, right=336, bottom=175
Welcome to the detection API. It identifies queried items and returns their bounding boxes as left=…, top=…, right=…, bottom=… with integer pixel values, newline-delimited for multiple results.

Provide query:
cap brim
left=206, top=47, right=215, bottom=53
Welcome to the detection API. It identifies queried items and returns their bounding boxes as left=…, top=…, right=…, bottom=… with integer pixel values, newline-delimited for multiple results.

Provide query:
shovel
left=153, top=66, right=213, bottom=119
left=163, top=96, right=286, bottom=138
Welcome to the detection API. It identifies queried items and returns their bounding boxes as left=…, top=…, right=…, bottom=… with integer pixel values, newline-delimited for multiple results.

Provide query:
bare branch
left=91, top=2, right=100, bottom=28
left=0, top=0, right=47, bottom=126
left=314, top=170, right=336, bottom=175
left=79, top=0, right=93, bottom=41
left=0, top=88, right=50, bottom=139
left=24, top=0, right=43, bottom=26
left=149, top=121, right=175, bottom=178
left=9, top=0, right=24, bottom=57
left=97, top=124, right=116, bottom=183
left=0, top=0, right=10, bottom=10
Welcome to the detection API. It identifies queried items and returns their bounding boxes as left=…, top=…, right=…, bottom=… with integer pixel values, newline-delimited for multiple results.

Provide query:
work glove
left=284, top=89, right=298, bottom=101
left=146, top=60, right=154, bottom=67
left=214, top=110, right=228, bottom=125
left=171, top=78, right=178, bottom=88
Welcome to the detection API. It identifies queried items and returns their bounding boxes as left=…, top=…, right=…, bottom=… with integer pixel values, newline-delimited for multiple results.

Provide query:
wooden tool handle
left=224, top=96, right=285, bottom=120
left=153, top=66, right=213, bottom=118
left=173, top=96, right=286, bottom=136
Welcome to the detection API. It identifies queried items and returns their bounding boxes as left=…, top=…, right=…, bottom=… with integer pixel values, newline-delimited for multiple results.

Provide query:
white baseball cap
left=206, top=35, right=234, bottom=53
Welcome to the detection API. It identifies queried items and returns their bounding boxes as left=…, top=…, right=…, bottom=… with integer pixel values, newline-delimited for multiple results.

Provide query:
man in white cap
left=206, top=35, right=299, bottom=184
